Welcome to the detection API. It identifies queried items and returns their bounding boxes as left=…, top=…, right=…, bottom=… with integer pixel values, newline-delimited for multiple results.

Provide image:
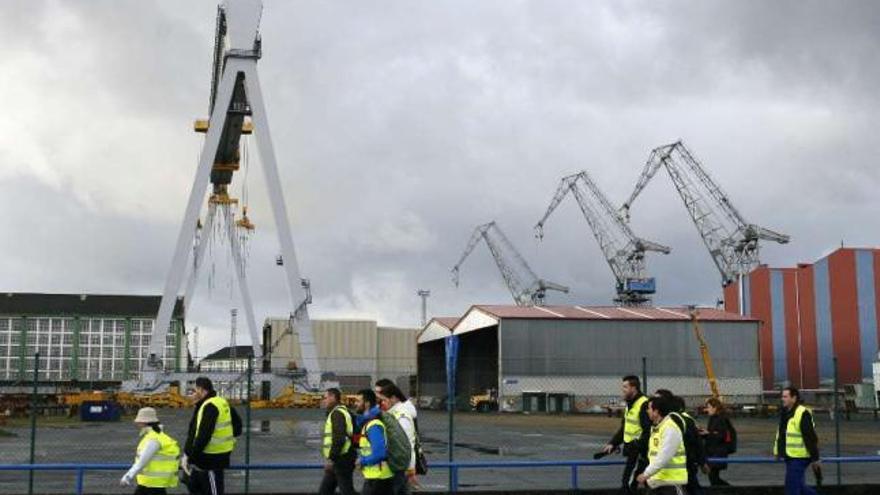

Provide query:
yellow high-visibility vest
left=196, top=396, right=235, bottom=454
left=648, top=415, right=688, bottom=485
left=322, top=406, right=353, bottom=459
left=359, top=419, right=393, bottom=480
left=623, top=395, right=648, bottom=443
left=135, top=430, right=180, bottom=488
left=774, top=404, right=813, bottom=458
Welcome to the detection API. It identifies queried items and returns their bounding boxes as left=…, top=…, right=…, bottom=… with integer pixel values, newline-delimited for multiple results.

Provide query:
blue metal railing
left=1, top=457, right=879, bottom=494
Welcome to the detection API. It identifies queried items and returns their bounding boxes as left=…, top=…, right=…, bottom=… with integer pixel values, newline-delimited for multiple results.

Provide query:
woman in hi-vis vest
left=120, top=407, right=181, bottom=495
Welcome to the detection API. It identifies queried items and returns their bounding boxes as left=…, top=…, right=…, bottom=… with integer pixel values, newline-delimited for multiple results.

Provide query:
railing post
left=642, top=356, right=647, bottom=394
left=75, top=468, right=84, bottom=495
left=245, top=356, right=253, bottom=494
left=570, top=464, right=579, bottom=490
left=28, top=351, right=39, bottom=495
left=833, top=356, right=841, bottom=486
left=451, top=465, right=459, bottom=493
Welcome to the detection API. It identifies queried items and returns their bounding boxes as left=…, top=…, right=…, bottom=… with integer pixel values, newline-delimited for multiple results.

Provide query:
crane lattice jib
left=536, top=172, right=669, bottom=304
left=451, top=221, right=567, bottom=306
left=623, top=141, right=789, bottom=285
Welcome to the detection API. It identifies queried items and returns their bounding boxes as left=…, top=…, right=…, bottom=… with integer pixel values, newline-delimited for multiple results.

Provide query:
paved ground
left=1, top=408, right=878, bottom=493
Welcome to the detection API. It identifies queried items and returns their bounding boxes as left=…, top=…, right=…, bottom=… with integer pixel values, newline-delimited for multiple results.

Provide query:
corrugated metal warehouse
left=724, top=246, right=880, bottom=389
left=263, top=318, right=418, bottom=392
left=418, top=305, right=761, bottom=412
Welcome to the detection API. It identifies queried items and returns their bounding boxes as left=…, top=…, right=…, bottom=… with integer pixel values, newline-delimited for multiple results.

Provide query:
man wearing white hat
left=121, top=407, right=181, bottom=494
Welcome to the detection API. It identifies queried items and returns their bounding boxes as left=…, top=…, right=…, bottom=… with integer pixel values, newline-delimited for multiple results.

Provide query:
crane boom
left=622, top=141, right=790, bottom=286
left=690, top=308, right=721, bottom=399
left=535, top=171, right=670, bottom=306
left=452, top=221, right=569, bottom=306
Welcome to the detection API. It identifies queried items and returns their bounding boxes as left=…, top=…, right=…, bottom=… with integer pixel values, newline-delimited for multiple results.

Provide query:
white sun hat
left=134, top=407, right=160, bottom=424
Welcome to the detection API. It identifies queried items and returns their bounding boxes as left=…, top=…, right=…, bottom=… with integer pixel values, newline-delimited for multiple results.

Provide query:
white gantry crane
left=143, top=0, right=321, bottom=390
left=535, top=171, right=671, bottom=306
left=621, top=140, right=790, bottom=288
left=452, top=221, right=569, bottom=306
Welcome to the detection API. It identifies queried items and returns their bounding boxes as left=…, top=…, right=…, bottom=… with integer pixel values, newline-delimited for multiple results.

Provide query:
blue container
left=625, top=277, right=657, bottom=294
left=80, top=400, right=122, bottom=422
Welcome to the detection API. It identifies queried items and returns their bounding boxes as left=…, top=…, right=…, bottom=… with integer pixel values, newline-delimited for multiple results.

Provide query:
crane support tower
left=535, top=171, right=670, bottom=306
left=144, top=0, right=320, bottom=389
left=452, top=221, right=569, bottom=306
left=622, top=140, right=790, bottom=289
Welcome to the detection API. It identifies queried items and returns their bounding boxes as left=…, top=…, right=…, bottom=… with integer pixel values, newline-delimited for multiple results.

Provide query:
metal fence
left=0, top=353, right=879, bottom=493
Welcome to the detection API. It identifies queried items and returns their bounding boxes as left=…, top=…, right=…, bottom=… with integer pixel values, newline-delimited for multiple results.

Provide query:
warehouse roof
left=202, top=345, right=254, bottom=361
left=473, top=305, right=753, bottom=321
left=417, top=317, right=460, bottom=344
left=0, top=293, right=185, bottom=319
left=451, top=304, right=758, bottom=337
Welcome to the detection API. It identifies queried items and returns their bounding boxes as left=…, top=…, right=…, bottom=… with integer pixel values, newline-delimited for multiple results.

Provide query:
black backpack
left=724, top=419, right=738, bottom=454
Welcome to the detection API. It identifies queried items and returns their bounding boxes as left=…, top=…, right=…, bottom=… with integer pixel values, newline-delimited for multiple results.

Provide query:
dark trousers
left=785, top=459, right=818, bottom=495
left=188, top=468, right=225, bottom=495
left=362, top=477, right=394, bottom=495
left=319, top=456, right=357, bottom=495
left=708, top=465, right=729, bottom=486
left=650, top=486, right=687, bottom=495
left=621, top=447, right=648, bottom=494
left=391, top=470, right=410, bottom=495
left=134, top=486, right=167, bottom=495
left=686, top=466, right=704, bottom=495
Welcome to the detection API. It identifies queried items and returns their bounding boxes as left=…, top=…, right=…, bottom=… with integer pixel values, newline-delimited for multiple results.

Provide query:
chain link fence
left=1, top=353, right=879, bottom=493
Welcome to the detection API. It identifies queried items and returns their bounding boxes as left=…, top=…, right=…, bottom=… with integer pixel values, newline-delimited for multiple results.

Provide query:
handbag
left=413, top=418, right=428, bottom=475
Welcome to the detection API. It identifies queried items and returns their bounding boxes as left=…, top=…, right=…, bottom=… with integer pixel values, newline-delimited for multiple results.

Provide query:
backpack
left=724, top=420, right=738, bottom=454
left=379, top=411, right=413, bottom=473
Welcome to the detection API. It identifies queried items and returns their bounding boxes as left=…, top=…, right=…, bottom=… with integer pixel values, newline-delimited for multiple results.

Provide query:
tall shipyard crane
left=535, top=172, right=671, bottom=306
left=621, top=140, right=790, bottom=287
left=452, top=221, right=569, bottom=306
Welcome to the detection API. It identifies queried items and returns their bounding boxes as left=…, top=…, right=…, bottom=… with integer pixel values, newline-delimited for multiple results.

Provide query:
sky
left=1, top=0, right=878, bottom=358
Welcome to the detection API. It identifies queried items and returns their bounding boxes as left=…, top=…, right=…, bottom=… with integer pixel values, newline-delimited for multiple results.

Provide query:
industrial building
left=263, top=318, right=418, bottom=392
left=0, top=293, right=186, bottom=384
left=724, top=247, right=880, bottom=390
left=418, top=305, right=761, bottom=412
left=199, top=344, right=254, bottom=400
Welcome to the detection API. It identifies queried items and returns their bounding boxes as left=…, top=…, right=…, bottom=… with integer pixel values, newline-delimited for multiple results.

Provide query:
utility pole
left=193, top=326, right=199, bottom=362
left=230, top=308, right=238, bottom=363
left=417, top=290, right=430, bottom=327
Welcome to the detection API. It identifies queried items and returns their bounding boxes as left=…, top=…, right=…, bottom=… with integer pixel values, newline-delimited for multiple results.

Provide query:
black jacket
left=184, top=392, right=243, bottom=470
left=776, top=404, right=819, bottom=462
left=326, top=406, right=355, bottom=462
left=704, top=415, right=733, bottom=458
left=609, top=393, right=651, bottom=455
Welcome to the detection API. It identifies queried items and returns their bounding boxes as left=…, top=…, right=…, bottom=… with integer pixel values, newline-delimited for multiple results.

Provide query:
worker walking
left=700, top=397, right=734, bottom=486
left=601, top=375, right=651, bottom=494
left=120, top=407, right=180, bottom=494
left=319, top=388, right=357, bottom=495
left=376, top=380, right=418, bottom=495
left=775, top=387, right=821, bottom=495
left=655, top=390, right=707, bottom=495
left=355, top=389, right=394, bottom=495
left=636, top=396, right=688, bottom=494
left=183, top=377, right=243, bottom=495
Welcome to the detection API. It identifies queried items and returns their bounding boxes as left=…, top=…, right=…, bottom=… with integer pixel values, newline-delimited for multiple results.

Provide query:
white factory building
left=0, top=293, right=187, bottom=385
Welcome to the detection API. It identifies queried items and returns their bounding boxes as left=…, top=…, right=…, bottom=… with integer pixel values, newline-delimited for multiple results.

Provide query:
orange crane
left=689, top=307, right=721, bottom=399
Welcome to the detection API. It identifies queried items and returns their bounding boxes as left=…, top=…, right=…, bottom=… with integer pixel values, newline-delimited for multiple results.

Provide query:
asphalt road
left=1, top=408, right=878, bottom=493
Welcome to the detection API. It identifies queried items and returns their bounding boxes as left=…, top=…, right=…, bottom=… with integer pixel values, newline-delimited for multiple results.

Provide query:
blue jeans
left=785, top=458, right=818, bottom=495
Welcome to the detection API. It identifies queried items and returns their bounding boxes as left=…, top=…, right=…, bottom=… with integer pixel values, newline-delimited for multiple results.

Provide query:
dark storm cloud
left=2, top=0, right=878, bottom=354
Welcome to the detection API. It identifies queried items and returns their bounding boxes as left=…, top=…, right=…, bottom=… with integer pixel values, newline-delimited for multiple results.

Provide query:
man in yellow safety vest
left=319, top=387, right=356, bottom=495
left=120, top=407, right=180, bottom=494
left=355, top=388, right=394, bottom=495
left=774, top=387, right=820, bottom=495
left=637, top=396, right=688, bottom=494
left=601, top=375, right=651, bottom=494
left=183, top=376, right=242, bottom=495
